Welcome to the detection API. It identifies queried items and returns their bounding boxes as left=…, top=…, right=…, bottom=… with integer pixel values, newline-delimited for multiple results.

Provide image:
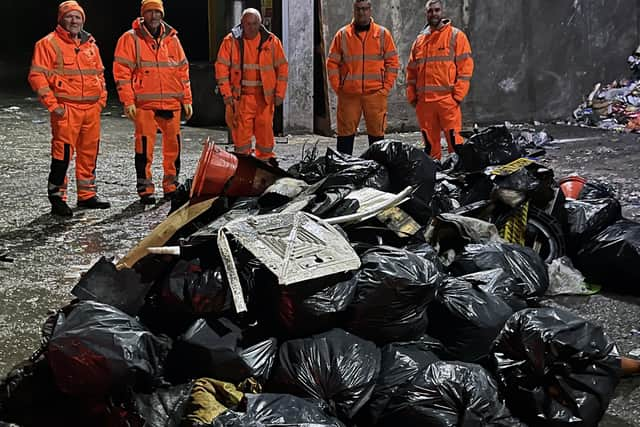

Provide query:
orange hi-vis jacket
left=215, top=24, right=288, bottom=104
left=407, top=20, right=474, bottom=104
left=327, top=19, right=400, bottom=95
left=28, top=25, right=107, bottom=112
left=113, top=18, right=192, bottom=111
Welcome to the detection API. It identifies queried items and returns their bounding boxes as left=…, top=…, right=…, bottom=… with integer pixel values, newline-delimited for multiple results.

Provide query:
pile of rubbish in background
left=573, top=43, right=640, bottom=132
left=1, top=127, right=640, bottom=427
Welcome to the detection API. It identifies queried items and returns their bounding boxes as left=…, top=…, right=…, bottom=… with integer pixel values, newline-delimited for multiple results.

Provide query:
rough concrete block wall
left=322, top=0, right=639, bottom=130
left=284, top=0, right=315, bottom=131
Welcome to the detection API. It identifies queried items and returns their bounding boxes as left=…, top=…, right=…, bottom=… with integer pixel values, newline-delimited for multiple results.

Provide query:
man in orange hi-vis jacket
left=28, top=1, right=110, bottom=217
left=407, top=0, right=474, bottom=160
left=215, top=8, right=288, bottom=162
left=113, top=0, right=193, bottom=205
left=327, top=0, right=400, bottom=155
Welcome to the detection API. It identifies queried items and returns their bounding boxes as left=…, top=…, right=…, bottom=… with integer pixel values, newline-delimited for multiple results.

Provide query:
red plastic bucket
left=559, top=175, right=587, bottom=200
left=190, top=138, right=238, bottom=203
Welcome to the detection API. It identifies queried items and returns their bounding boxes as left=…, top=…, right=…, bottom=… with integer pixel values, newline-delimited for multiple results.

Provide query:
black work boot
left=77, top=196, right=111, bottom=209
left=336, top=135, right=356, bottom=155
left=140, top=195, right=157, bottom=205
left=50, top=196, right=73, bottom=217
left=368, top=135, right=384, bottom=146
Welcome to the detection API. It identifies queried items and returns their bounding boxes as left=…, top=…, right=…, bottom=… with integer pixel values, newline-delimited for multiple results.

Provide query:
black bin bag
left=379, top=361, right=525, bottom=426
left=361, top=140, right=438, bottom=224
left=576, top=219, right=640, bottom=294
left=47, top=300, right=172, bottom=397
left=427, top=277, right=513, bottom=363
left=213, top=393, right=345, bottom=426
left=564, top=198, right=621, bottom=253
left=356, top=335, right=444, bottom=426
left=460, top=268, right=528, bottom=311
left=166, top=318, right=273, bottom=384
left=345, top=246, right=443, bottom=345
left=134, top=382, right=194, bottom=427
left=268, top=328, right=380, bottom=421
left=454, top=125, right=526, bottom=172
left=491, top=307, right=621, bottom=427
left=449, top=242, right=549, bottom=305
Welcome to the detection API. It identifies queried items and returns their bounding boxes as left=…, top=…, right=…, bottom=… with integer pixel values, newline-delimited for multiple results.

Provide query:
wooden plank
left=116, top=198, right=217, bottom=270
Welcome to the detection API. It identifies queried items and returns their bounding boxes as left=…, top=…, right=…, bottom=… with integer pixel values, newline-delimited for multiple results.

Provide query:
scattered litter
left=573, top=46, right=640, bottom=132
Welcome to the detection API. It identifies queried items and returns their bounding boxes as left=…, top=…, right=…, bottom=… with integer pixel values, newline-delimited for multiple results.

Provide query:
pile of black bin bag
left=0, top=136, right=631, bottom=427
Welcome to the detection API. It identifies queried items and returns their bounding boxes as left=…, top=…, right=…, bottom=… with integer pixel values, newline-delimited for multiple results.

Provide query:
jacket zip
left=361, top=31, right=367, bottom=93
left=154, top=37, right=163, bottom=109
left=75, top=43, right=83, bottom=100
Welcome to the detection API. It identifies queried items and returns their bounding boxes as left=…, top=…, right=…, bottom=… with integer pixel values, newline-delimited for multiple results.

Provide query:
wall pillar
left=282, top=0, right=314, bottom=132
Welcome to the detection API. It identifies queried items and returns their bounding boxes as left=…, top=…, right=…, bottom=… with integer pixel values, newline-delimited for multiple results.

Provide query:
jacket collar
left=349, top=17, right=383, bottom=36
left=133, top=18, right=175, bottom=40
left=55, top=25, right=92, bottom=44
left=420, top=19, right=451, bottom=36
left=231, top=23, right=272, bottom=43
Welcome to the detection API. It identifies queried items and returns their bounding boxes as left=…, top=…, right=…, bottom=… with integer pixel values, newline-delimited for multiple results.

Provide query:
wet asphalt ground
left=0, top=91, right=639, bottom=425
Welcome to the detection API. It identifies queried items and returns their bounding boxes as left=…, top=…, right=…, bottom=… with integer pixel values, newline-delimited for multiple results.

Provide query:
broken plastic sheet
left=379, top=361, right=525, bottom=426
left=216, top=212, right=361, bottom=315
left=269, top=328, right=380, bottom=420
left=492, top=307, right=621, bottom=427
left=323, top=186, right=413, bottom=226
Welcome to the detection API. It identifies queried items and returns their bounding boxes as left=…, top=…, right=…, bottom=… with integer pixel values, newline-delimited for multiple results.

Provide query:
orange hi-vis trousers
left=416, top=96, right=463, bottom=160
left=226, top=91, right=275, bottom=160
left=48, top=103, right=101, bottom=202
left=134, top=108, right=181, bottom=197
left=337, top=91, right=388, bottom=137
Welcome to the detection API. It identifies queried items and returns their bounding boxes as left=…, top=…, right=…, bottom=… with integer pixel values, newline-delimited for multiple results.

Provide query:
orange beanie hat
left=141, top=0, right=164, bottom=17
left=58, top=1, right=85, bottom=23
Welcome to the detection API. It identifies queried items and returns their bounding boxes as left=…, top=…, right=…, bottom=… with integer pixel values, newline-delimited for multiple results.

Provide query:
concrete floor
left=0, top=92, right=639, bottom=425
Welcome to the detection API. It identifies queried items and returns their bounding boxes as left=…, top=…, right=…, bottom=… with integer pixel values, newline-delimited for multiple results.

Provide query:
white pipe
left=282, top=0, right=290, bottom=129
left=147, top=246, right=181, bottom=255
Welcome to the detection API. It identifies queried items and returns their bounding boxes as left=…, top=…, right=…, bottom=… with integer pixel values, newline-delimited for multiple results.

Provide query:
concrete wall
left=283, top=0, right=315, bottom=131
left=321, top=0, right=640, bottom=130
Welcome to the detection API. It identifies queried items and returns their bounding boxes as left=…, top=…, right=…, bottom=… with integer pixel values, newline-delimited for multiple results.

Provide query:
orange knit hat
left=141, top=0, right=164, bottom=17
left=58, top=1, right=85, bottom=23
